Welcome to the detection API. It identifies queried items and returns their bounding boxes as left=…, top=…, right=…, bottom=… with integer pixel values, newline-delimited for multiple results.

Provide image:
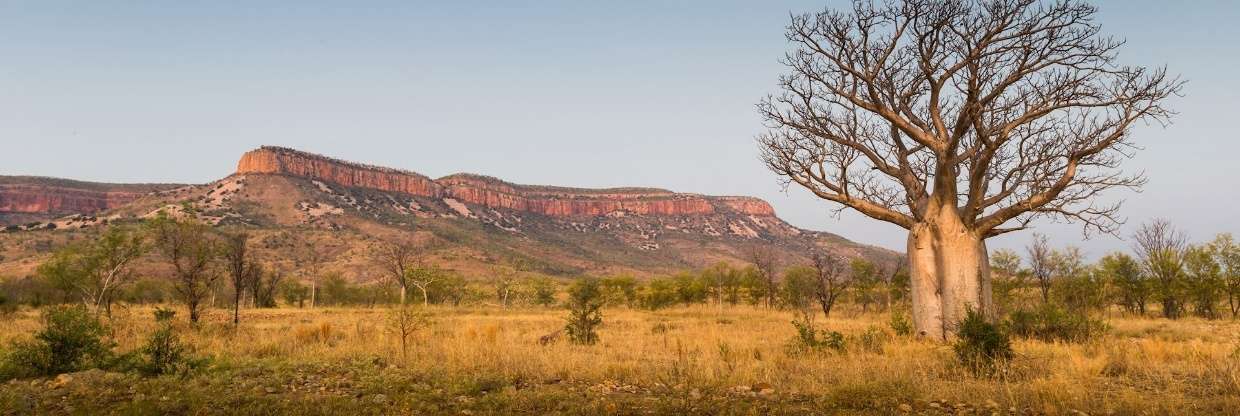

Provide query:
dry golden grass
left=1, top=304, right=1238, bottom=415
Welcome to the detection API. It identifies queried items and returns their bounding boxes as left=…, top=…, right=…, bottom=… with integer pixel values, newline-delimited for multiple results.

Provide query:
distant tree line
left=3, top=215, right=1235, bottom=325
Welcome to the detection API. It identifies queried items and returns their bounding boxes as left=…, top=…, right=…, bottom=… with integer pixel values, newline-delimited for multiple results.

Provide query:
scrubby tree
left=490, top=267, right=517, bottom=308
left=850, top=258, right=882, bottom=313
left=810, top=251, right=850, bottom=318
left=747, top=246, right=779, bottom=308
left=371, top=239, right=418, bottom=305
left=989, top=248, right=1025, bottom=315
left=1097, top=252, right=1148, bottom=315
left=1026, top=234, right=1054, bottom=304
left=407, top=265, right=442, bottom=307
left=565, top=278, right=603, bottom=345
left=249, top=268, right=283, bottom=308
left=148, top=215, right=219, bottom=324
left=279, top=280, right=310, bottom=308
left=757, top=0, right=1181, bottom=338
left=221, top=231, right=260, bottom=325
left=530, top=277, right=557, bottom=307
left=36, top=226, right=146, bottom=316
left=703, top=262, right=743, bottom=309
left=780, top=266, right=820, bottom=320
left=1132, top=219, right=1188, bottom=319
left=1183, top=244, right=1222, bottom=319
left=600, top=275, right=639, bottom=307
left=1212, top=234, right=1240, bottom=318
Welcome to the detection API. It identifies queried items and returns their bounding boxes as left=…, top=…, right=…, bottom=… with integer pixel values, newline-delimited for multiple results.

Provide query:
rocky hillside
left=0, top=177, right=184, bottom=227
left=0, top=147, right=898, bottom=279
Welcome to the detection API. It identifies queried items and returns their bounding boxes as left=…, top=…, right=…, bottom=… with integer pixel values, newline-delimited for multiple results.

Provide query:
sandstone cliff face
left=237, top=147, right=442, bottom=198
left=0, top=179, right=174, bottom=217
left=235, top=147, right=777, bottom=218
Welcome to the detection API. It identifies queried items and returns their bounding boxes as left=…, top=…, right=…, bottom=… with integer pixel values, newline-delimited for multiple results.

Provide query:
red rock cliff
left=237, top=147, right=777, bottom=217
left=237, top=147, right=442, bottom=198
left=0, top=179, right=173, bottom=216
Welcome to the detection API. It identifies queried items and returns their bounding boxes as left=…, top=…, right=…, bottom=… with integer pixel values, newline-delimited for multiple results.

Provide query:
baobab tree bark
left=757, top=0, right=1181, bottom=339
left=906, top=201, right=991, bottom=338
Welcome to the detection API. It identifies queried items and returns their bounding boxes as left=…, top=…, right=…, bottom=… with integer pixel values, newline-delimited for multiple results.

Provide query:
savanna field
left=2, top=303, right=1238, bottom=415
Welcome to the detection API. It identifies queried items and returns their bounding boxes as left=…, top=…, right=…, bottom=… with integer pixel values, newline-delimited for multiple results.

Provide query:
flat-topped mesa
left=0, top=177, right=178, bottom=216
left=235, top=147, right=777, bottom=218
left=237, top=146, right=442, bottom=197
left=437, top=174, right=721, bottom=216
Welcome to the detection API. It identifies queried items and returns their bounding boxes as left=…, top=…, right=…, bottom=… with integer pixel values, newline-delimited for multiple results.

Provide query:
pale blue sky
left=2, top=1, right=1237, bottom=257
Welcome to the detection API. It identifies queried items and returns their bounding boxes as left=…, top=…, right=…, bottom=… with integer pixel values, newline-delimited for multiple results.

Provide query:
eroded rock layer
left=0, top=178, right=179, bottom=217
left=236, top=147, right=776, bottom=218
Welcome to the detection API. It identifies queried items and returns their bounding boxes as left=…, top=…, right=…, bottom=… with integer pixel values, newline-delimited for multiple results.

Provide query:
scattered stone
left=371, top=394, right=389, bottom=404
left=689, top=389, right=703, bottom=400
left=898, top=403, right=913, bottom=413
left=50, top=374, right=73, bottom=388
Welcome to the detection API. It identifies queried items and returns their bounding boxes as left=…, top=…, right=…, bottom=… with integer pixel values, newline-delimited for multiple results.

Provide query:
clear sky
left=2, top=1, right=1237, bottom=258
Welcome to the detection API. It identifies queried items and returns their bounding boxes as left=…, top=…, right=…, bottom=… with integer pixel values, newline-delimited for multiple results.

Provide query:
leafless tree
left=372, top=239, right=418, bottom=305
left=1026, top=233, right=1053, bottom=303
left=148, top=215, right=220, bottom=324
left=222, top=230, right=260, bottom=326
left=299, top=239, right=342, bottom=308
left=757, top=0, right=1181, bottom=338
left=1132, top=219, right=1188, bottom=319
left=748, top=245, right=780, bottom=308
left=810, top=250, right=850, bottom=318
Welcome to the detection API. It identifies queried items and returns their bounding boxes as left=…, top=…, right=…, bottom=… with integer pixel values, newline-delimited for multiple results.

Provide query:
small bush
left=789, top=319, right=846, bottom=353
left=888, top=311, right=913, bottom=337
left=855, top=326, right=890, bottom=354
left=139, top=324, right=196, bottom=376
left=1006, top=303, right=1108, bottom=343
left=954, top=308, right=1012, bottom=377
left=565, top=278, right=603, bottom=345
left=153, top=307, right=177, bottom=322
left=0, top=306, right=113, bottom=380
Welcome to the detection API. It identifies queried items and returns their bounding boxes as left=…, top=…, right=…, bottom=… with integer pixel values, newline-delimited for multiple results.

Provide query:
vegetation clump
left=788, top=319, right=846, bottom=354
left=954, top=309, right=1012, bottom=377
left=1006, top=304, right=1108, bottom=343
left=565, top=278, right=603, bottom=345
left=0, top=306, right=113, bottom=380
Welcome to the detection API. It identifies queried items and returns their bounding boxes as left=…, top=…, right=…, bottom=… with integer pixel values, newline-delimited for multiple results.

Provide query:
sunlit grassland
left=1, top=304, right=1238, bottom=415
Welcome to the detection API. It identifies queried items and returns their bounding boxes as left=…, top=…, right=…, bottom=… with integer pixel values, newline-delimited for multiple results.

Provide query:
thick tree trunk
left=907, top=208, right=991, bottom=340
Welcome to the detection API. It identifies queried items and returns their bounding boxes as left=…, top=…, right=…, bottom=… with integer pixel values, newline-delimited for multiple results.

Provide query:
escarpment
left=236, top=147, right=777, bottom=218
left=0, top=177, right=180, bottom=219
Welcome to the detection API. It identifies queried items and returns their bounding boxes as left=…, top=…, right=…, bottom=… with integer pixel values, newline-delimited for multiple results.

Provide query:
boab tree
left=758, top=0, right=1180, bottom=339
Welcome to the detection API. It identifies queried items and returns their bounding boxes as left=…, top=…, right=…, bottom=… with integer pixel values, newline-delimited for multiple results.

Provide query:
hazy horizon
left=3, top=0, right=1237, bottom=257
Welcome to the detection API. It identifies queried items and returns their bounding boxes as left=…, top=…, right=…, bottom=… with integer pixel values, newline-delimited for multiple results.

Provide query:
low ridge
left=235, top=146, right=777, bottom=218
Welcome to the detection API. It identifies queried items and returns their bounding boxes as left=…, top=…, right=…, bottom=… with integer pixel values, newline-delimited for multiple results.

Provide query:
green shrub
left=138, top=324, right=196, bottom=376
left=565, top=278, right=603, bottom=345
left=0, top=306, right=113, bottom=380
left=0, top=294, right=18, bottom=316
left=789, top=319, right=846, bottom=353
left=888, top=311, right=913, bottom=337
left=1006, top=303, right=1108, bottom=343
left=153, top=307, right=177, bottom=322
left=954, top=308, right=1012, bottom=377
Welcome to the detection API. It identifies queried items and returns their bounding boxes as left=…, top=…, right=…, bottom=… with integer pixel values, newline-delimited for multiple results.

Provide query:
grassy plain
left=1, top=304, right=1238, bottom=415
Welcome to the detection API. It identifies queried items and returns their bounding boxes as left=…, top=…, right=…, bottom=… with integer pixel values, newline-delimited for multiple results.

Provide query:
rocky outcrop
left=236, top=147, right=777, bottom=218
left=236, top=147, right=441, bottom=197
left=0, top=177, right=178, bottom=217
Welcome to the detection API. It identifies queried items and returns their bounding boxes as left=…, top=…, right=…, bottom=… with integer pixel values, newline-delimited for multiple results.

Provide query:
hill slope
left=0, top=147, right=897, bottom=279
